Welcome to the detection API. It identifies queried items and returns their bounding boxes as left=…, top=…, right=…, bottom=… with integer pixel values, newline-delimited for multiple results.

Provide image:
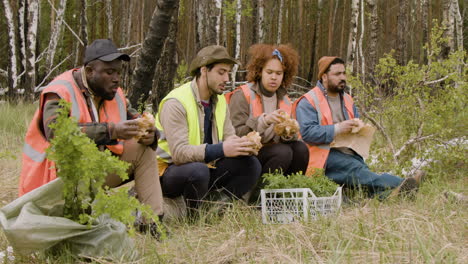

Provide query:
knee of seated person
left=124, top=139, right=156, bottom=157
left=273, top=143, right=294, bottom=160
left=187, top=163, right=210, bottom=183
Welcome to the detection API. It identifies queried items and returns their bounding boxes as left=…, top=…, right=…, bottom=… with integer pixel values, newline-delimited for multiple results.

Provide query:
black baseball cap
left=84, top=39, right=130, bottom=65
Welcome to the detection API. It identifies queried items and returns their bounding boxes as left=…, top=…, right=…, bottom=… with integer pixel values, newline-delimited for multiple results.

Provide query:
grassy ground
left=0, top=102, right=466, bottom=263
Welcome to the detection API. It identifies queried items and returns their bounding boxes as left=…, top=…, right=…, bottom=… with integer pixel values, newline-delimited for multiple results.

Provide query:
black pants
left=257, top=141, right=309, bottom=175
left=160, top=156, right=261, bottom=208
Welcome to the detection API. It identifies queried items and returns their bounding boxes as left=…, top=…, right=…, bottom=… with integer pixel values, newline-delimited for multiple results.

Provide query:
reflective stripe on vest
left=19, top=70, right=127, bottom=196
left=237, top=83, right=292, bottom=117
left=293, top=87, right=355, bottom=176
left=156, top=82, right=227, bottom=164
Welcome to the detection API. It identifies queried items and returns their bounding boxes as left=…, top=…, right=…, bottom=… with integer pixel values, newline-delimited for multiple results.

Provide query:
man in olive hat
left=292, top=56, right=424, bottom=199
left=156, top=45, right=261, bottom=214
left=19, top=39, right=164, bottom=233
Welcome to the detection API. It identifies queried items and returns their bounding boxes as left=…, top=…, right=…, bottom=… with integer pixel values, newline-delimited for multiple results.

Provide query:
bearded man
left=293, top=56, right=423, bottom=199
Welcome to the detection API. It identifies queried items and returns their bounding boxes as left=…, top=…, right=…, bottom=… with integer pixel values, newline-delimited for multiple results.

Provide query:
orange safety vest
left=292, top=86, right=355, bottom=176
left=18, top=69, right=127, bottom=196
left=225, top=83, right=292, bottom=116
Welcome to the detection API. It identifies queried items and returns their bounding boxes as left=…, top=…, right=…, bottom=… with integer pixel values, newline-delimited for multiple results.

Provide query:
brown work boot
left=389, top=177, right=419, bottom=198
left=412, top=170, right=426, bottom=185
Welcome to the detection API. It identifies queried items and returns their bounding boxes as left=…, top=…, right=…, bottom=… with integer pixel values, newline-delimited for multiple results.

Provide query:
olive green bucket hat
left=189, top=45, right=241, bottom=76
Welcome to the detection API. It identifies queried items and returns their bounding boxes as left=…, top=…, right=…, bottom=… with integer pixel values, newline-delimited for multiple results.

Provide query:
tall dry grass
left=0, top=102, right=466, bottom=263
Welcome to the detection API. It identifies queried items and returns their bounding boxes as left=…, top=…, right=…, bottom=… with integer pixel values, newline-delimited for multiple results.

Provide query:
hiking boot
left=389, top=177, right=419, bottom=198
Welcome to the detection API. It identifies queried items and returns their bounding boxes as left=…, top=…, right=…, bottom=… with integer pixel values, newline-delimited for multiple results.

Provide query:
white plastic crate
left=260, top=187, right=342, bottom=224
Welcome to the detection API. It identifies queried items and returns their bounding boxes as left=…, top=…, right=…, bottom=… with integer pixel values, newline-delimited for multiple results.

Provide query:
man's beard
left=328, top=80, right=346, bottom=93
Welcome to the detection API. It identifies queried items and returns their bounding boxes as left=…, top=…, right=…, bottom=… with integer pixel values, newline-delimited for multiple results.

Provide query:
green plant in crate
left=262, top=170, right=339, bottom=197
left=46, top=100, right=162, bottom=235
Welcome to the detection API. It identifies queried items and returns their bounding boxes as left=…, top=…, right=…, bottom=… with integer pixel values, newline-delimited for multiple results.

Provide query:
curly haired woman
left=227, top=44, right=309, bottom=187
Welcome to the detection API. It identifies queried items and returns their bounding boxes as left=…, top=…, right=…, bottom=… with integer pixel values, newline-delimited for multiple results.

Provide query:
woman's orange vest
left=292, top=87, right=355, bottom=176
left=226, top=83, right=292, bottom=116
left=18, top=69, right=127, bottom=196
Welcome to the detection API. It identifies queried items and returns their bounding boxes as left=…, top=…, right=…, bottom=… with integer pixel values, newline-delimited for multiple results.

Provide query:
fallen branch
left=423, top=73, right=455, bottom=85
left=118, top=43, right=142, bottom=51
left=394, top=134, right=435, bottom=160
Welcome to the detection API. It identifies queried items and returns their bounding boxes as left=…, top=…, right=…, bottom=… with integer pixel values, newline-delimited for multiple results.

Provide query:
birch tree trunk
left=441, top=0, right=454, bottom=59
left=358, top=0, right=365, bottom=78
left=3, top=0, right=19, bottom=97
left=74, top=0, right=87, bottom=66
left=25, top=0, right=39, bottom=98
left=45, top=0, right=68, bottom=73
left=257, top=0, right=264, bottom=43
left=276, top=0, right=284, bottom=44
left=451, top=0, right=463, bottom=52
left=128, top=0, right=179, bottom=108
left=196, top=0, right=205, bottom=50
left=347, top=0, right=359, bottom=74
left=18, top=0, right=27, bottom=74
left=215, top=0, right=222, bottom=45
left=421, top=0, right=429, bottom=63
left=105, top=0, right=113, bottom=39
left=231, top=0, right=241, bottom=89
left=367, top=0, right=378, bottom=75
left=152, top=2, right=180, bottom=112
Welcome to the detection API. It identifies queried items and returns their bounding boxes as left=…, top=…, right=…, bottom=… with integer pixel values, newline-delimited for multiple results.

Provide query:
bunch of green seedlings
left=46, top=100, right=162, bottom=236
left=262, top=170, right=339, bottom=197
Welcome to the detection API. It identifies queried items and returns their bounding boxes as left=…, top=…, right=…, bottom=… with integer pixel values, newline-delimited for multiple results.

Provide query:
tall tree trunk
left=347, top=0, right=358, bottom=73
left=215, top=0, right=222, bottom=45
left=358, top=0, right=365, bottom=79
left=307, top=0, right=323, bottom=82
left=440, top=0, right=453, bottom=59
left=231, top=0, right=242, bottom=89
left=327, top=0, right=335, bottom=54
left=25, top=0, right=39, bottom=98
left=421, top=0, right=429, bottom=63
left=3, top=0, right=19, bottom=98
left=18, top=0, right=27, bottom=74
left=128, top=0, right=179, bottom=108
left=75, top=0, right=87, bottom=66
left=396, top=0, right=408, bottom=65
left=105, top=0, right=113, bottom=39
left=257, top=0, right=265, bottom=43
left=45, top=0, right=68, bottom=73
left=152, top=2, right=180, bottom=112
left=366, top=0, right=378, bottom=78
left=451, top=0, right=463, bottom=52
left=276, top=0, right=284, bottom=44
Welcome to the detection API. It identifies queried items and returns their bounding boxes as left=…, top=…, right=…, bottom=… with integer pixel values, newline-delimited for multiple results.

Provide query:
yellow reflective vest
left=156, top=82, right=226, bottom=166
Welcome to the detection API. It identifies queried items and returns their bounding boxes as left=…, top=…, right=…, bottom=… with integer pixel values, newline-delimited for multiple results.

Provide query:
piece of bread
left=243, top=131, right=262, bottom=152
left=134, top=112, right=155, bottom=140
left=274, top=111, right=299, bottom=137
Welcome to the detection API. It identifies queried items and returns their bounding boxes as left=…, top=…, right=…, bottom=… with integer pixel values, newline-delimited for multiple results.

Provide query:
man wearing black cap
left=19, top=39, right=164, bottom=222
left=293, top=56, right=424, bottom=199
left=156, top=45, right=261, bottom=214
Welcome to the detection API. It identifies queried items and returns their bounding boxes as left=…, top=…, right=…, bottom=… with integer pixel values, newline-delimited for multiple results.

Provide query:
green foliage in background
left=347, top=21, right=467, bottom=176
left=262, top=170, right=339, bottom=197
left=46, top=100, right=161, bottom=235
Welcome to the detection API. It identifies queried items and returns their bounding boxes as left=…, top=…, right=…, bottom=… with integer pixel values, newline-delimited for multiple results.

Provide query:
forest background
left=1, top=0, right=466, bottom=107
left=0, top=0, right=467, bottom=263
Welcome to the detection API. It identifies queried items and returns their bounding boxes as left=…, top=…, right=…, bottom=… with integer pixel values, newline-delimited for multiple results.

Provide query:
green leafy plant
left=46, top=100, right=162, bottom=235
left=262, top=170, right=339, bottom=197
